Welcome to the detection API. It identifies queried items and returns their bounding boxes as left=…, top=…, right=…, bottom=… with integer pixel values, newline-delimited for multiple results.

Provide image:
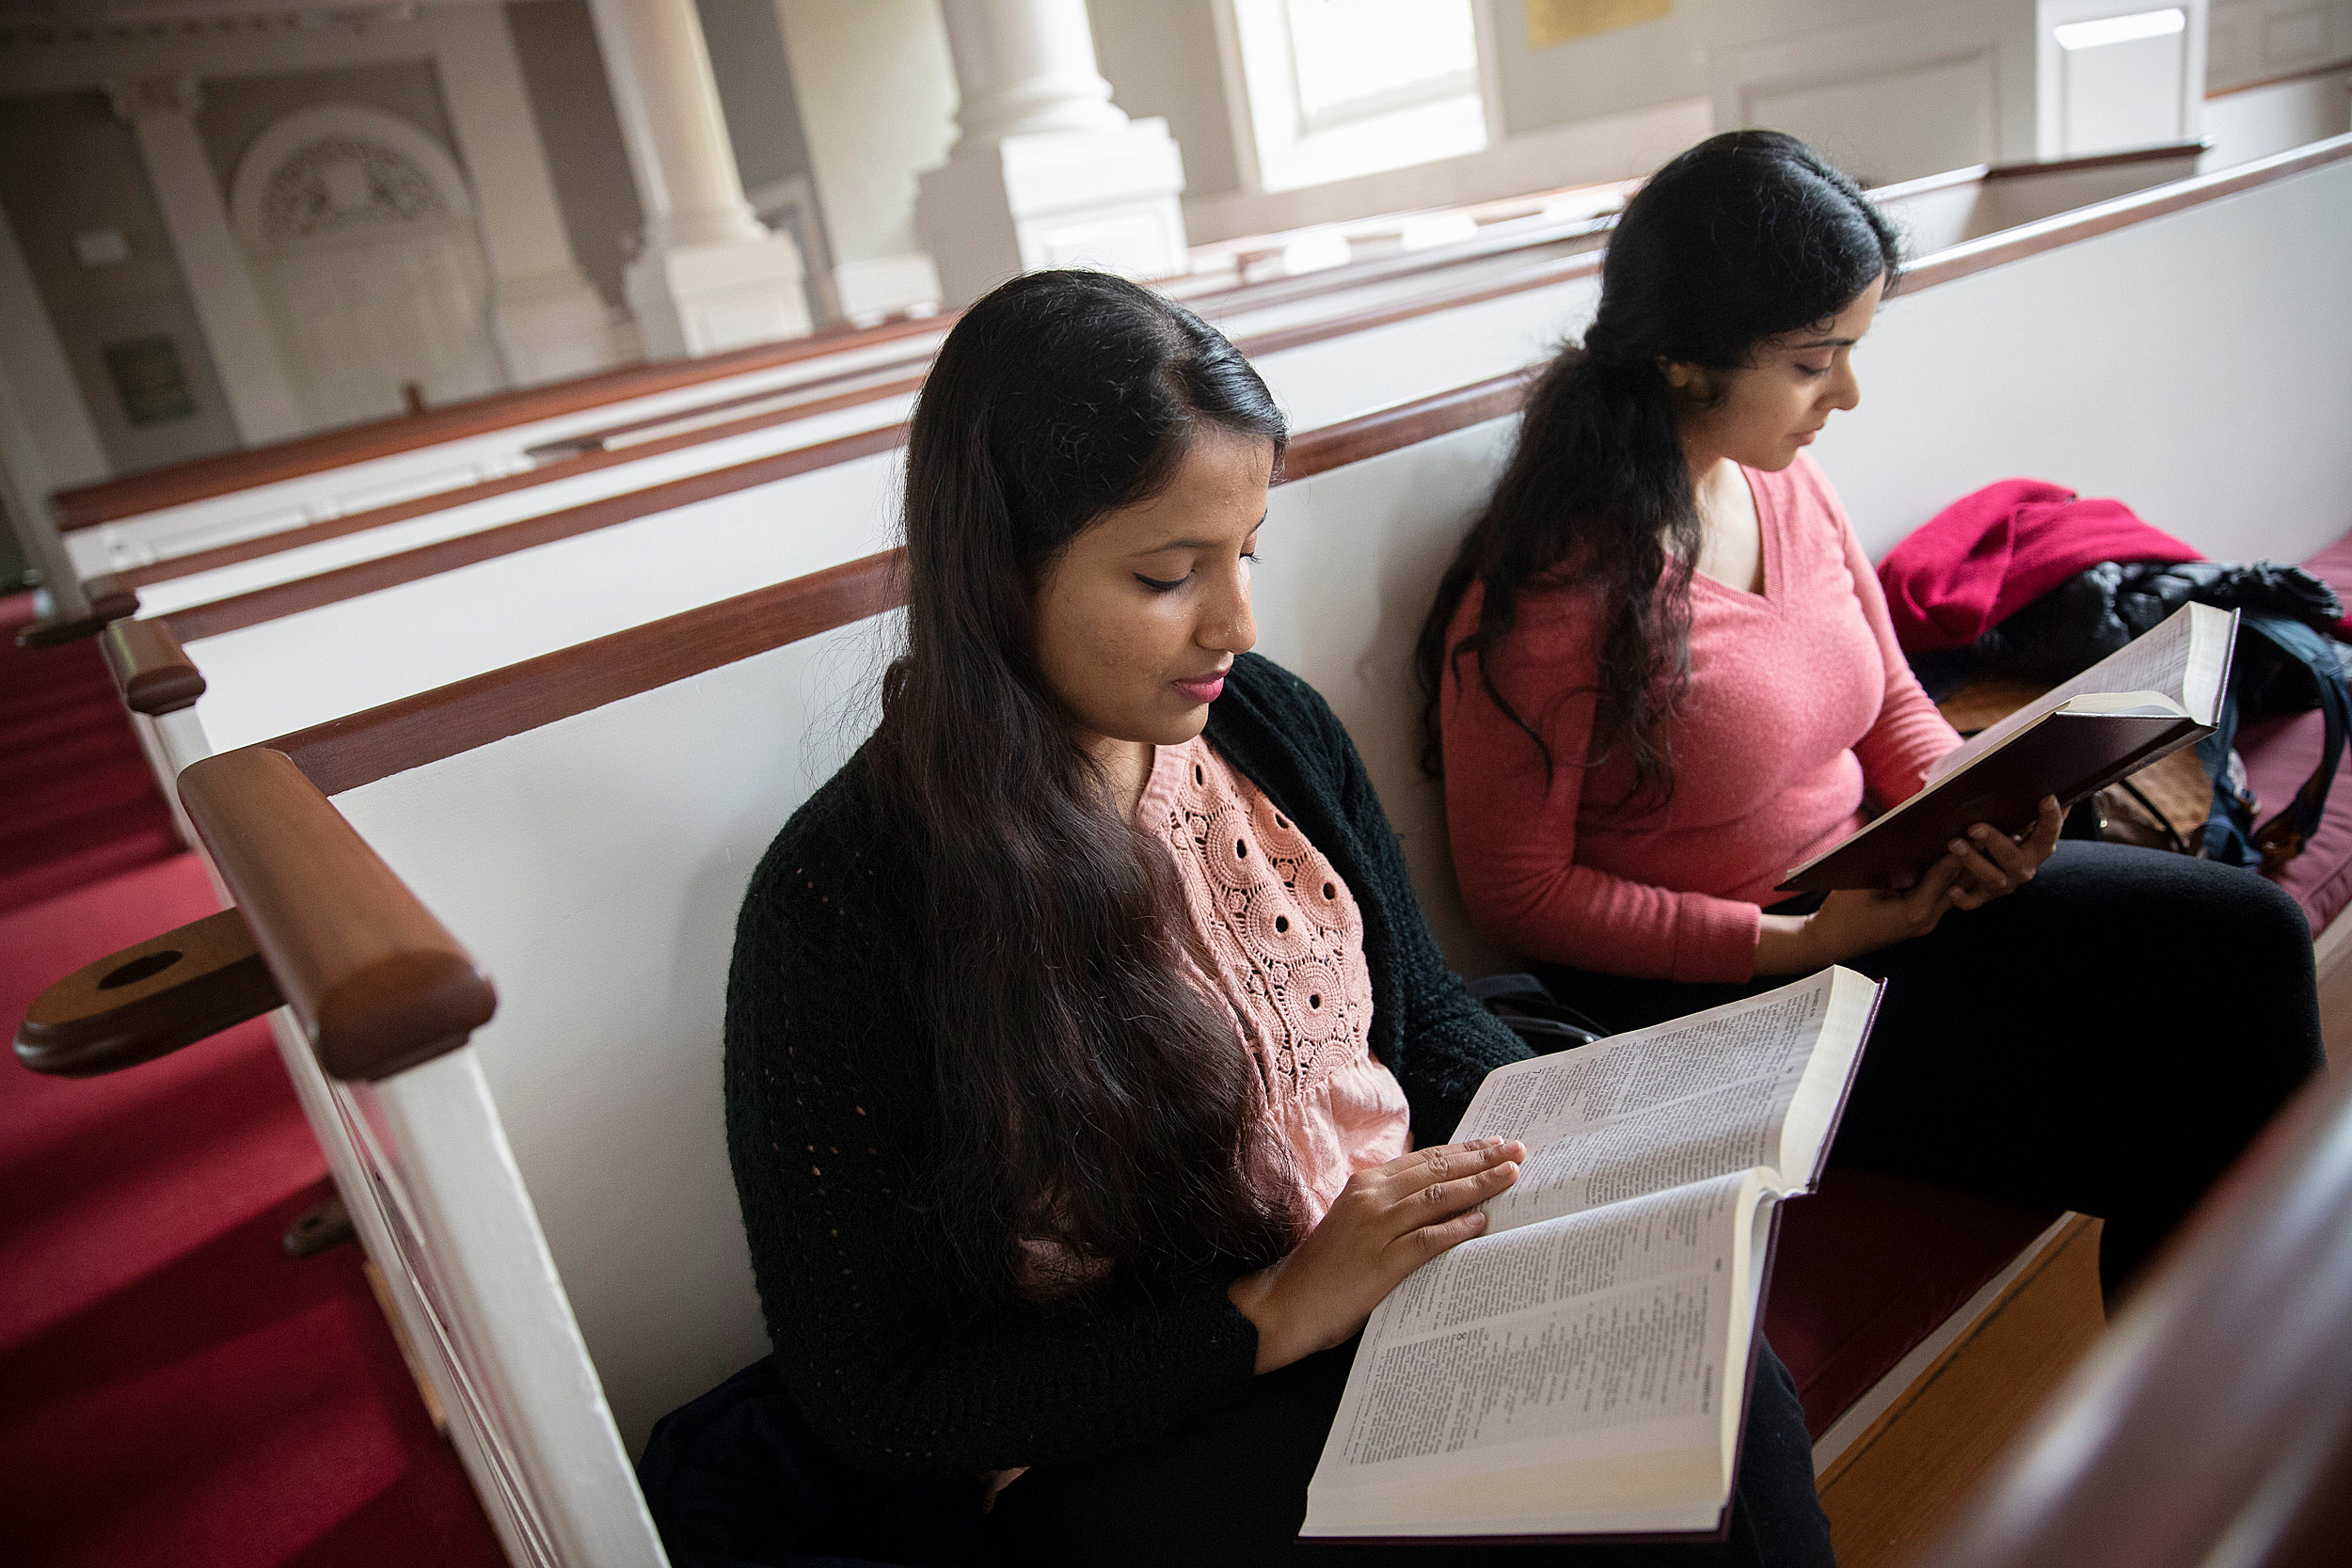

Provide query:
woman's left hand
left=1943, top=795, right=2062, bottom=911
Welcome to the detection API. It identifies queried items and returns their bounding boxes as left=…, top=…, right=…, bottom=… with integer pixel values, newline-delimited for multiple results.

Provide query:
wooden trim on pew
left=163, top=420, right=911, bottom=643
left=100, top=616, right=205, bottom=715
left=1903, top=1063, right=2352, bottom=1568
left=1902, top=131, right=2352, bottom=290
left=2204, top=55, right=2352, bottom=98
left=1978, top=138, right=2208, bottom=180
left=51, top=312, right=949, bottom=531
left=177, top=745, right=498, bottom=1080
left=268, top=372, right=1534, bottom=794
left=111, top=371, right=926, bottom=594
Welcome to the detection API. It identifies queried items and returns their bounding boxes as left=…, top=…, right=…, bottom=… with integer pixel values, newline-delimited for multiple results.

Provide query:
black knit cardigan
left=721, top=652, right=1533, bottom=1480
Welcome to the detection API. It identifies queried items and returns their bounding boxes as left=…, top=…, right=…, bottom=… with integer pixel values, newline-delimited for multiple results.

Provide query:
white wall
left=1818, top=153, right=2352, bottom=564
left=2207, top=0, right=2352, bottom=87
left=771, top=0, right=959, bottom=267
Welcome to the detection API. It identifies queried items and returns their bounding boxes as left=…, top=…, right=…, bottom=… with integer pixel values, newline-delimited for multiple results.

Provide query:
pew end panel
left=317, top=610, right=904, bottom=1460
left=168, top=741, right=663, bottom=1566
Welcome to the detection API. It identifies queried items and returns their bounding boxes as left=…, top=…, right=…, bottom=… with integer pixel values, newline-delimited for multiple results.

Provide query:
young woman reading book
left=724, top=271, right=1834, bottom=1564
left=1420, top=131, right=2324, bottom=1304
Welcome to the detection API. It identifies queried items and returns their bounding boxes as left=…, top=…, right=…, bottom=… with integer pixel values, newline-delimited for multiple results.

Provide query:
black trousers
left=987, top=1336, right=1832, bottom=1567
left=1538, top=841, right=2327, bottom=1300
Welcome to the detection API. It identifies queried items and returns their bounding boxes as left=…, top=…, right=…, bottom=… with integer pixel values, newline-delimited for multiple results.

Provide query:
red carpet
left=0, top=592, right=180, bottom=915
left=0, top=854, right=505, bottom=1566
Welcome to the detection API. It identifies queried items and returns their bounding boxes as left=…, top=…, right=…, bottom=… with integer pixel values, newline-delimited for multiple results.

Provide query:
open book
left=1779, top=602, right=2238, bottom=893
left=1300, top=967, right=1883, bottom=1544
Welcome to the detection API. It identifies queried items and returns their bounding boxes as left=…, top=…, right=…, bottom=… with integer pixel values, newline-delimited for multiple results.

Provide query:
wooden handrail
left=50, top=312, right=949, bottom=531
left=178, top=746, right=497, bottom=1080
left=269, top=369, right=1534, bottom=793
left=1904, top=1062, right=2352, bottom=1568
left=1979, top=138, right=2208, bottom=181
left=100, top=616, right=204, bottom=715
left=2206, top=55, right=2352, bottom=99
left=275, top=550, right=908, bottom=795
left=1904, top=131, right=2352, bottom=290
left=163, top=420, right=911, bottom=643
left=109, top=371, right=926, bottom=595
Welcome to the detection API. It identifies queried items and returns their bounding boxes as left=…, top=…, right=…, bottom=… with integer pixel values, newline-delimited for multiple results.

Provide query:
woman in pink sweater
left=1420, top=132, right=2321, bottom=1303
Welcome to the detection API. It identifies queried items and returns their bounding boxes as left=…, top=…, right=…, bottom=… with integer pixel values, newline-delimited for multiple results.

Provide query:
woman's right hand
left=1754, top=854, right=1969, bottom=974
left=1227, top=1138, right=1525, bottom=1374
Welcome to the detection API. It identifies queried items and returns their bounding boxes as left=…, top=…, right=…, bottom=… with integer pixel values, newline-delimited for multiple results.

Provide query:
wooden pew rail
left=13, top=746, right=496, bottom=1084
left=1907, top=1060, right=2352, bottom=1568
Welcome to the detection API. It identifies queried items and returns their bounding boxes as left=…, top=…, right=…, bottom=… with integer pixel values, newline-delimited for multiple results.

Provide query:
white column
left=428, top=4, right=622, bottom=384
left=585, top=0, right=810, bottom=358
left=106, top=74, right=304, bottom=445
left=915, top=0, right=1188, bottom=307
left=0, top=201, right=105, bottom=615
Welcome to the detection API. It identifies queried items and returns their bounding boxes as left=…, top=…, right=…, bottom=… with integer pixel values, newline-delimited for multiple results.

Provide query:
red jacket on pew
left=1876, top=478, right=2201, bottom=652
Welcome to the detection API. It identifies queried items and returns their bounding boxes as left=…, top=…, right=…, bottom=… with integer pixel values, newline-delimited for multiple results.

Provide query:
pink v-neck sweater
left=1439, top=454, right=1962, bottom=984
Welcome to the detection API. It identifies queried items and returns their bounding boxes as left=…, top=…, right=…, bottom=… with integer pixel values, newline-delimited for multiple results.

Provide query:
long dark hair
left=1415, top=131, right=1900, bottom=807
left=868, top=269, right=1299, bottom=1307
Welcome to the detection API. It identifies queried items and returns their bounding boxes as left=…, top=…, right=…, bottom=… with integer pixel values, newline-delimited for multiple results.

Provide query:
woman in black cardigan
left=723, top=271, right=1831, bottom=1565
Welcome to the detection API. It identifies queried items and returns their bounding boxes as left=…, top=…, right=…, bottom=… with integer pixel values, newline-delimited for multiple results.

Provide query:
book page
left=1305, top=1172, right=1765, bottom=1534
left=1453, top=969, right=1866, bottom=1233
left=1927, top=602, right=2232, bottom=784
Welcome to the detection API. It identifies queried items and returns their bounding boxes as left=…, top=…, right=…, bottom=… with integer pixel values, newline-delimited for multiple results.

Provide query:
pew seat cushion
left=2235, top=527, right=2352, bottom=934
left=1762, top=1167, right=2059, bottom=1439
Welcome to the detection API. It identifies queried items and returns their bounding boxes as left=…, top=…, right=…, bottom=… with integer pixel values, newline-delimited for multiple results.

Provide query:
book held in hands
left=1779, top=602, right=2237, bottom=894
left=1300, top=966, right=1883, bottom=1544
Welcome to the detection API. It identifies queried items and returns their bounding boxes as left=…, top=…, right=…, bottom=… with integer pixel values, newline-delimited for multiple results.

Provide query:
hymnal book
left=1779, top=602, right=2237, bottom=893
left=1300, top=967, right=1883, bottom=1544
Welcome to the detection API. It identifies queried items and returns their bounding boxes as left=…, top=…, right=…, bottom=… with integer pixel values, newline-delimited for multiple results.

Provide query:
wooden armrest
left=179, top=746, right=497, bottom=1080
left=16, top=907, right=283, bottom=1076
left=12, top=577, right=140, bottom=647
left=100, top=616, right=205, bottom=715
left=1906, top=1064, right=2352, bottom=1568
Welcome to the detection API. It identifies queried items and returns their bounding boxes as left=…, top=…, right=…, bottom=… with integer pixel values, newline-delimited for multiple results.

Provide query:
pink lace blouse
left=1136, top=736, right=1411, bottom=1227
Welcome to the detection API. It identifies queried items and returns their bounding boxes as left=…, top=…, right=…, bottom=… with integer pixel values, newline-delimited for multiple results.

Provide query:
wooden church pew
left=1903, top=1062, right=2352, bottom=1568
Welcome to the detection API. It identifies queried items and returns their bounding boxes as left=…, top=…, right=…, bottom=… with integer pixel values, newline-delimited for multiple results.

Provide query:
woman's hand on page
left=1945, top=796, right=2062, bottom=910
left=1227, top=1138, right=1525, bottom=1374
left=1756, top=855, right=1969, bottom=974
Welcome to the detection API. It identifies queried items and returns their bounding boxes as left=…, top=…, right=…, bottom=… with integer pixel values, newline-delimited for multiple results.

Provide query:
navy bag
left=2193, top=611, right=2352, bottom=870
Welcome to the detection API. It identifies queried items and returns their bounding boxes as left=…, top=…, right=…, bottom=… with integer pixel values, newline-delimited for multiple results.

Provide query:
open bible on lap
left=1780, top=602, right=2238, bottom=894
left=1300, top=967, right=1883, bottom=1544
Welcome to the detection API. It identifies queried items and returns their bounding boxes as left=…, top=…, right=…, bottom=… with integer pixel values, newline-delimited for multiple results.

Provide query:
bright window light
left=2054, top=8, right=2185, bottom=51
left=1283, top=0, right=1478, bottom=128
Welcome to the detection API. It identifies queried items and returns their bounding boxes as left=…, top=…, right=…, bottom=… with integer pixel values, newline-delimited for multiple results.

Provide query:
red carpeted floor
left=0, top=592, right=181, bottom=916
left=0, top=599, right=506, bottom=1566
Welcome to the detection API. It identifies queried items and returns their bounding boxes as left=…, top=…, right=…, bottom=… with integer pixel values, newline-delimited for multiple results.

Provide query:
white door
left=232, top=105, right=508, bottom=430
